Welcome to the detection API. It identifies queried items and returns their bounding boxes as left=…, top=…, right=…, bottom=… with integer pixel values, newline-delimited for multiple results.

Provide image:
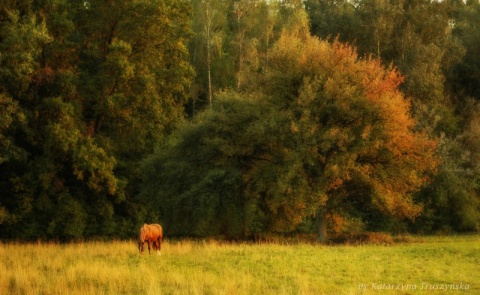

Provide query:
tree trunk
left=205, top=4, right=213, bottom=108
left=316, top=207, right=328, bottom=243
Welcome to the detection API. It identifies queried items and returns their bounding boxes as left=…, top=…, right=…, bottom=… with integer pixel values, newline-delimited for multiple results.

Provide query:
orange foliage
left=268, top=31, right=439, bottom=220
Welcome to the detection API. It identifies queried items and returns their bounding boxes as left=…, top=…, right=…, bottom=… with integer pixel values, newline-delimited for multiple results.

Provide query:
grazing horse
left=138, top=223, right=163, bottom=255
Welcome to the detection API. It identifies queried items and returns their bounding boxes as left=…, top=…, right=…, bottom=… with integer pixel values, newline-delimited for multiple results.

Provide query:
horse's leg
left=147, top=240, right=151, bottom=255
left=155, top=239, right=160, bottom=255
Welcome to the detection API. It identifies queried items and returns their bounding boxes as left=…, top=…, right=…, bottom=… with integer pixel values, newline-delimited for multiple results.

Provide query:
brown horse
left=138, top=223, right=163, bottom=255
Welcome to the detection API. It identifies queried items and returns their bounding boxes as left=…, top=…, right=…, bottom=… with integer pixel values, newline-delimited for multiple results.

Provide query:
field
left=0, top=235, right=478, bottom=295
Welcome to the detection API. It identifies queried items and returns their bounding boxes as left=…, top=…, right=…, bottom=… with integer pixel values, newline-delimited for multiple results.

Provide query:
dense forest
left=1, top=0, right=479, bottom=241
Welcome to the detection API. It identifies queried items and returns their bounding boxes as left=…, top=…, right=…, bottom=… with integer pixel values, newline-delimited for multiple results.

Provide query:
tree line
left=1, top=0, right=479, bottom=241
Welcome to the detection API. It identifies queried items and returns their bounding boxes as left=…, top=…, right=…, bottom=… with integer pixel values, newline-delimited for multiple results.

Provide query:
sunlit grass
left=0, top=235, right=478, bottom=294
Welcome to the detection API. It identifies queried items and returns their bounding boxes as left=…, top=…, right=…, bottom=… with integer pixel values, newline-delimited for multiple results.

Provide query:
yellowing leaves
left=266, top=29, right=439, bottom=221
left=361, top=125, right=372, bottom=139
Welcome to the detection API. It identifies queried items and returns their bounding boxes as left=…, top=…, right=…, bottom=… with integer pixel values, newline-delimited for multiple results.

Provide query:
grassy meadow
left=0, top=235, right=478, bottom=295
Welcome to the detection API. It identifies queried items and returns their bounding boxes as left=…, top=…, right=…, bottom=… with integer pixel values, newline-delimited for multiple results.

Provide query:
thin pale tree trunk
left=205, top=4, right=213, bottom=108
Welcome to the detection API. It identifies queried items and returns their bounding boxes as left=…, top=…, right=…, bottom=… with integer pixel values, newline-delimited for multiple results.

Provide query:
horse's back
left=146, top=223, right=163, bottom=239
left=151, top=223, right=163, bottom=238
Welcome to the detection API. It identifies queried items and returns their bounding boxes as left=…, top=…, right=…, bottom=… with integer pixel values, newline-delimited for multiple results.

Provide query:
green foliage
left=0, top=93, right=26, bottom=165
left=0, top=0, right=192, bottom=240
left=414, top=107, right=480, bottom=233
left=187, top=0, right=306, bottom=115
left=142, top=94, right=271, bottom=237
left=451, top=0, right=480, bottom=100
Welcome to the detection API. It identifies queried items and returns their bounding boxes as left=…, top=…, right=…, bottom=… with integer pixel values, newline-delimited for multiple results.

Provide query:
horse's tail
left=158, top=224, right=163, bottom=240
left=155, top=224, right=163, bottom=255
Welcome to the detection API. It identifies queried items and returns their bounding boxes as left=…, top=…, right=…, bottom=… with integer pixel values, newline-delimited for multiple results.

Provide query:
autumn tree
left=304, top=0, right=480, bottom=235
left=259, top=28, right=438, bottom=241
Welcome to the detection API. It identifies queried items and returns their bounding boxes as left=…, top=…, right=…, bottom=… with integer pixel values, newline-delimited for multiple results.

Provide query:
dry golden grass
left=0, top=235, right=478, bottom=294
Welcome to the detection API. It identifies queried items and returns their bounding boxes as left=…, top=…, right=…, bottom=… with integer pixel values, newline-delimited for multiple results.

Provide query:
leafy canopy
left=0, top=0, right=192, bottom=240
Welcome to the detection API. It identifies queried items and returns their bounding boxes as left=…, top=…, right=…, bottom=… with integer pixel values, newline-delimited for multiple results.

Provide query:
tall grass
left=0, top=235, right=478, bottom=294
